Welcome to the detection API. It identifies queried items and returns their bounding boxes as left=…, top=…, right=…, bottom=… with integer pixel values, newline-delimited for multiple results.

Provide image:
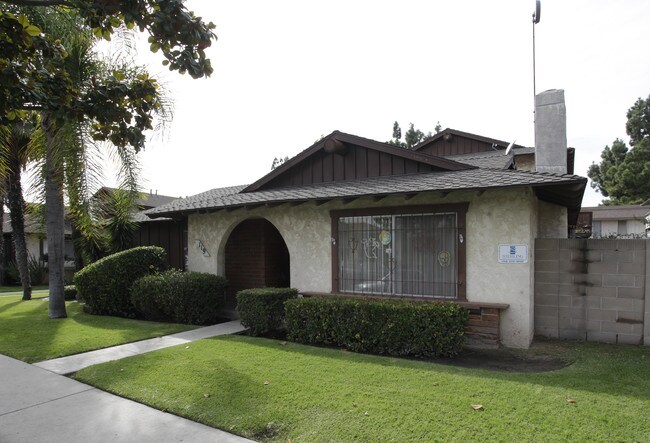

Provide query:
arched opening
left=224, top=218, right=290, bottom=309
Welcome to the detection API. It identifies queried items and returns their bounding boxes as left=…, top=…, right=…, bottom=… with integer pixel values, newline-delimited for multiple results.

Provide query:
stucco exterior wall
left=26, top=234, right=41, bottom=260
left=188, top=186, right=541, bottom=348
left=537, top=200, right=568, bottom=239
left=188, top=205, right=332, bottom=293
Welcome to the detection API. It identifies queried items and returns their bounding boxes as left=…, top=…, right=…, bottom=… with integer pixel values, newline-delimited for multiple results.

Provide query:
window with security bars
left=337, top=211, right=459, bottom=298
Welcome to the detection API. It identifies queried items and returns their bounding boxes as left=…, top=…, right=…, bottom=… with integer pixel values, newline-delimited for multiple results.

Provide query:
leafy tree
left=626, top=95, right=650, bottom=147
left=1, top=2, right=215, bottom=317
left=271, top=156, right=289, bottom=170
left=588, top=95, right=650, bottom=205
left=387, top=121, right=442, bottom=149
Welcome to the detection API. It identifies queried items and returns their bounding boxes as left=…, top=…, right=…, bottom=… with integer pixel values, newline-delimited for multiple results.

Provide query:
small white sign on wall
left=498, top=244, right=528, bottom=264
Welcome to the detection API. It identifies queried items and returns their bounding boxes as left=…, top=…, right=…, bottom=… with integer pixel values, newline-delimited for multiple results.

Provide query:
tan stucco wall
left=188, top=205, right=332, bottom=292
left=537, top=200, right=568, bottom=238
left=188, top=186, right=543, bottom=348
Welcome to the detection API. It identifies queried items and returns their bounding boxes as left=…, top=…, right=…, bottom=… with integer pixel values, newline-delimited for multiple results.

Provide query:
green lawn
left=0, top=285, right=49, bottom=293
left=74, top=335, right=650, bottom=442
left=0, top=295, right=196, bottom=363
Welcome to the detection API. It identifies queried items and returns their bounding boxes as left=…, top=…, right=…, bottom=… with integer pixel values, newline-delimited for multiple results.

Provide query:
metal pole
left=532, top=13, right=537, bottom=121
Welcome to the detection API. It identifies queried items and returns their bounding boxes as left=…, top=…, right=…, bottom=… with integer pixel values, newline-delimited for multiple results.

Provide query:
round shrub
left=64, top=285, right=78, bottom=301
left=131, top=270, right=228, bottom=324
left=236, top=287, right=299, bottom=336
left=74, top=246, right=167, bottom=317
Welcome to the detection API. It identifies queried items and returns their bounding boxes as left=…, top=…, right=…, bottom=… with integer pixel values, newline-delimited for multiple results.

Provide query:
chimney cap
left=535, top=89, right=565, bottom=107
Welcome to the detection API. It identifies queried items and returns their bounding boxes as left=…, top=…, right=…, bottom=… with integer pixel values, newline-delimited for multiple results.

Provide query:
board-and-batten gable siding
left=134, top=220, right=187, bottom=270
left=261, top=144, right=442, bottom=189
left=415, top=134, right=499, bottom=157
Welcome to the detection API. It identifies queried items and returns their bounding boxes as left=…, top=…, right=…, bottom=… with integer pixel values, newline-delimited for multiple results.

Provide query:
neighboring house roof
left=442, top=151, right=512, bottom=169
left=96, top=187, right=179, bottom=209
left=95, top=187, right=182, bottom=224
left=145, top=129, right=587, bottom=224
left=580, top=205, right=648, bottom=221
left=147, top=169, right=585, bottom=218
left=2, top=213, right=72, bottom=236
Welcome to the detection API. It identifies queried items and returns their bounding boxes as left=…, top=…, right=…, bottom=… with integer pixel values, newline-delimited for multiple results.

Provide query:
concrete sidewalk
left=35, top=320, right=247, bottom=375
left=0, top=355, right=254, bottom=443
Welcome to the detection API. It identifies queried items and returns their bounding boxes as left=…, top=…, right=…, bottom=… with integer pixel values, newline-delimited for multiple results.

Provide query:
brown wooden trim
left=330, top=203, right=469, bottom=219
left=457, top=205, right=467, bottom=300
left=331, top=216, right=339, bottom=292
left=330, top=202, right=469, bottom=301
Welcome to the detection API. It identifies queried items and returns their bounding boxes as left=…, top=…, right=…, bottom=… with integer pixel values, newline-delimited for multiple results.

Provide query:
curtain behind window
left=339, top=212, right=457, bottom=298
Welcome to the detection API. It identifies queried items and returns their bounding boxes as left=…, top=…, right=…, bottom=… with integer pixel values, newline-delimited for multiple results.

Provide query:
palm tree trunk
left=43, top=112, right=66, bottom=318
left=0, top=209, right=4, bottom=286
left=6, top=149, right=32, bottom=300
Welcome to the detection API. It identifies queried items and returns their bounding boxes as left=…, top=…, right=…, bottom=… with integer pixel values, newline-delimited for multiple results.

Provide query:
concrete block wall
left=535, top=238, right=648, bottom=345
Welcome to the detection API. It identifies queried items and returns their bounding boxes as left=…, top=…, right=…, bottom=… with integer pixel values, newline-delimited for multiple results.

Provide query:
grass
left=0, top=295, right=196, bottom=363
left=74, top=335, right=650, bottom=442
left=0, top=285, right=49, bottom=293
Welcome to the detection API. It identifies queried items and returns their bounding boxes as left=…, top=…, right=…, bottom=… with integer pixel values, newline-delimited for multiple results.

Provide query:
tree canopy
left=387, top=121, right=441, bottom=149
left=588, top=94, right=650, bottom=205
left=1, top=0, right=215, bottom=150
left=1, top=0, right=216, bottom=317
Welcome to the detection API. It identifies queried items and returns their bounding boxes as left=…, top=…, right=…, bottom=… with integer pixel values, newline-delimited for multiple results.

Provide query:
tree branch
left=1, top=0, right=72, bottom=7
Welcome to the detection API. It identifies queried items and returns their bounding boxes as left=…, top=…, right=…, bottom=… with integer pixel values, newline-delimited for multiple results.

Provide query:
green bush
left=64, top=285, right=78, bottom=301
left=285, top=296, right=469, bottom=358
left=74, top=246, right=167, bottom=317
left=131, top=270, right=228, bottom=324
left=236, top=287, right=299, bottom=336
left=6, top=255, right=46, bottom=286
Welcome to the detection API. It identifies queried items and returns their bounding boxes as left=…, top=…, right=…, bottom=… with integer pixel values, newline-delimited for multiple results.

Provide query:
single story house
left=2, top=213, right=74, bottom=271
left=579, top=205, right=648, bottom=238
left=146, top=89, right=587, bottom=349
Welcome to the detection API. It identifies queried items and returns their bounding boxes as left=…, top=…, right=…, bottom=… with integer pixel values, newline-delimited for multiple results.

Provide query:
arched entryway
left=224, top=218, right=290, bottom=309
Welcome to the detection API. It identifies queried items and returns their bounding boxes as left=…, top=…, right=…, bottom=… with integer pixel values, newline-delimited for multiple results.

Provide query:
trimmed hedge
left=64, top=285, right=78, bottom=301
left=285, top=296, right=469, bottom=358
left=74, top=246, right=167, bottom=317
left=236, top=287, right=299, bottom=336
left=131, top=270, right=228, bottom=325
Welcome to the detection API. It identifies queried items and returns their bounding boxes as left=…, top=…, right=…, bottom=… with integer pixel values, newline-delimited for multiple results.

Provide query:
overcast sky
left=103, top=0, right=650, bottom=207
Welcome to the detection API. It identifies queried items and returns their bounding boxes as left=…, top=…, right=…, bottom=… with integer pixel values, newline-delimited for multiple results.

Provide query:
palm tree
left=28, top=9, right=170, bottom=317
left=0, top=123, right=34, bottom=300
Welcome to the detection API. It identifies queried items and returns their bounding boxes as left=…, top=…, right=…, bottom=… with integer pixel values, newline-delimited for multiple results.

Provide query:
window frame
left=330, top=203, right=468, bottom=301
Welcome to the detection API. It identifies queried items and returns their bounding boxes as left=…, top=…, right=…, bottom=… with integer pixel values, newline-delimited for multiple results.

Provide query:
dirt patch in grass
left=245, top=330, right=572, bottom=373
left=434, top=345, right=572, bottom=373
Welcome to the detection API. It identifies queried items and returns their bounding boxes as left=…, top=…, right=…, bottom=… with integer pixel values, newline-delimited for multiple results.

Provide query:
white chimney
left=535, top=89, right=567, bottom=174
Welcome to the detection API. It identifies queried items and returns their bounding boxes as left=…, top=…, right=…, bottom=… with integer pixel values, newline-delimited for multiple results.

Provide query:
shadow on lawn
left=212, top=334, right=650, bottom=402
left=0, top=297, right=67, bottom=362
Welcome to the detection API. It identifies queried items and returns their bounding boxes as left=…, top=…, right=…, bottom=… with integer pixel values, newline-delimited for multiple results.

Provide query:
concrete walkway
left=0, top=355, right=254, bottom=443
left=35, top=320, right=247, bottom=375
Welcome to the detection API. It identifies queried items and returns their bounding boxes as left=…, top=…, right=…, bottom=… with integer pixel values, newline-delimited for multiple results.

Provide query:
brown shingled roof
left=146, top=169, right=586, bottom=219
